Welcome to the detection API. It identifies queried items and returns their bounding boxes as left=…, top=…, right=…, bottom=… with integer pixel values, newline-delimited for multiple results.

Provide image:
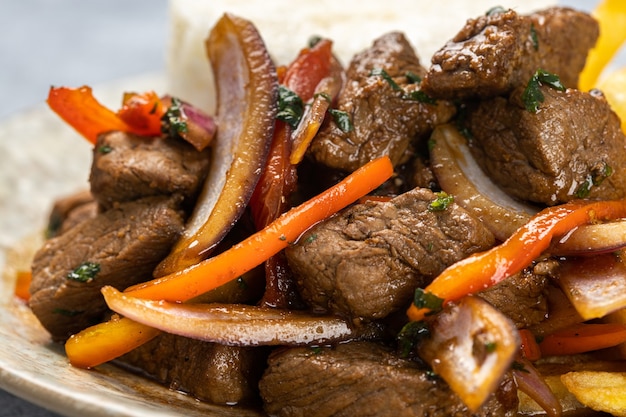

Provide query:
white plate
left=0, top=74, right=262, bottom=417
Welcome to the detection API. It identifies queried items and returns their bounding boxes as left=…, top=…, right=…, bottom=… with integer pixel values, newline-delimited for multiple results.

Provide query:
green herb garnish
left=486, top=6, right=507, bottom=16
left=277, top=85, right=304, bottom=129
left=328, top=108, right=354, bottom=132
left=66, top=262, right=100, bottom=282
left=413, top=288, right=444, bottom=312
left=522, top=69, right=565, bottom=113
left=530, top=24, right=539, bottom=51
left=397, top=320, right=430, bottom=357
left=428, top=191, right=454, bottom=212
left=161, top=97, right=188, bottom=136
left=98, top=144, right=113, bottom=154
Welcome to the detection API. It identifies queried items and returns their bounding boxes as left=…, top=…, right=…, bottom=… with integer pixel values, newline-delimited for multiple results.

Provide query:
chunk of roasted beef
left=45, top=189, right=97, bottom=238
left=309, top=32, right=456, bottom=172
left=90, top=131, right=211, bottom=210
left=29, top=196, right=185, bottom=341
left=466, top=86, right=626, bottom=205
left=478, top=258, right=557, bottom=329
left=119, top=333, right=268, bottom=406
left=285, top=188, right=495, bottom=320
left=421, top=7, right=598, bottom=100
left=259, top=341, right=519, bottom=417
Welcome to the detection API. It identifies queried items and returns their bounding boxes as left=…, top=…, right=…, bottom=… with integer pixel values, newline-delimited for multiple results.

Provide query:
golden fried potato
left=561, top=371, right=626, bottom=416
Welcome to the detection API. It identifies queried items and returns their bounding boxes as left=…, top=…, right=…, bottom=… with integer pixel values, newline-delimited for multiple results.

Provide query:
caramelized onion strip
left=102, top=286, right=357, bottom=346
left=430, top=124, right=537, bottom=241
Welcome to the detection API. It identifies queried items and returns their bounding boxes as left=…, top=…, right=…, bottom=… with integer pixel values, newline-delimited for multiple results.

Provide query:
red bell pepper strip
left=539, top=322, right=626, bottom=356
left=116, top=91, right=165, bottom=137
left=407, top=199, right=626, bottom=322
left=47, top=86, right=165, bottom=144
left=249, top=39, right=335, bottom=307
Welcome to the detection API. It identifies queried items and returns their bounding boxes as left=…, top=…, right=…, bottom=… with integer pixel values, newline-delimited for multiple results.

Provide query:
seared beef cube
left=285, top=188, right=495, bottom=320
left=309, top=32, right=455, bottom=172
left=478, top=258, right=557, bottom=328
left=29, top=196, right=185, bottom=341
left=46, top=189, right=97, bottom=238
left=422, top=7, right=598, bottom=100
left=259, top=342, right=518, bottom=417
left=466, top=86, right=626, bottom=205
left=120, top=333, right=267, bottom=405
left=90, top=131, right=211, bottom=209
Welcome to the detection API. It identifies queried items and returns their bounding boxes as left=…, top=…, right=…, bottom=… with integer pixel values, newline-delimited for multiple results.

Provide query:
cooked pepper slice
left=407, top=199, right=626, bottom=322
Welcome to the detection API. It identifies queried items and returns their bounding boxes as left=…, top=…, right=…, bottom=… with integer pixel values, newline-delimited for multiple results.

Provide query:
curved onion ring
left=550, top=219, right=626, bottom=256
left=430, top=124, right=538, bottom=241
left=513, top=357, right=562, bottom=417
left=418, top=296, right=519, bottom=412
left=102, top=286, right=361, bottom=346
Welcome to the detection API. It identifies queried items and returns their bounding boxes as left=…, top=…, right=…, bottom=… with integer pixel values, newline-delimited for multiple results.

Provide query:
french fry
left=561, top=371, right=626, bottom=416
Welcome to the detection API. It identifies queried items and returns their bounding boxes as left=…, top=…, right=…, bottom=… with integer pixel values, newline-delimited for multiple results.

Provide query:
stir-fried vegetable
left=578, top=0, right=626, bottom=91
left=47, top=86, right=135, bottom=144
left=13, top=270, right=31, bottom=301
left=539, top=322, right=626, bottom=356
left=417, top=296, right=519, bottom=412
left=64, top=155, right=393, bottom=368
left=407, top=198, right=626, bottom=322
left=101, top=286, right=360, bottom=346
left=154, top=13, right=279, bottom=276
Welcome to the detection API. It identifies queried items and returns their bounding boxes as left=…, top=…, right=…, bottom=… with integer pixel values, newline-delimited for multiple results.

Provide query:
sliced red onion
left=161, top=95, right=216, bottom=152
left=430, top=124, right=538, bottom=241
left=513, top=356, right=562, bottom=417
left=550, top=219, right=626, bottom=256
left=554, top=253, right=626, bottom=320
left=418, top=296, right=519, bottom=412
left=102, top=286, right=358, bottom=346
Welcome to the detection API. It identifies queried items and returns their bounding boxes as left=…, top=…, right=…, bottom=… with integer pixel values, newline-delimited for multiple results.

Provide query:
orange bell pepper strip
left=47, top=86, right=165, bottom=144
left=578, top=0, right=626, bottom=91
left=14, top=270, right=32, bottom=301
left=407, top=199, right=626, bottom=322
left=65, top=156, right=393, bottom=369
left=539, top=322, right=626, bottom=356
left=47, top=86, right=131, bottom=144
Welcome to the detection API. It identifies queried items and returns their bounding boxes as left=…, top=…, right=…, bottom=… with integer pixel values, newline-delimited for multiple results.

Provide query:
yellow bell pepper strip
left=407, top=199, right=626, bottom=322
left=47, top=86, right=132, bottom=144
left=539, top=322, right=626, bottom=356
left=65, top=155, right=393, bottom=369
left=65, top=316, right=160, bottom=369
left=578, top=0, right=626, bottom=91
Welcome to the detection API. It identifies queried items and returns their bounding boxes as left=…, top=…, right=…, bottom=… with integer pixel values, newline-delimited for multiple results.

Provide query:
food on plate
left=6, top=0, right=626, bottom=416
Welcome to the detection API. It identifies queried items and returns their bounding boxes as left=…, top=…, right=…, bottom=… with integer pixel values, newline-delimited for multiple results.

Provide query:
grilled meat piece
left=422, top=7, right=598, bottom=100
left=29, top=196, right=185, bottom=341
left=466, top=86, right=626, bottom=205
left=259, top=341, right=518, bottom=417
left=285, top=187, right=495, bottom=320
left=90, top=131, right=211, bottom=210
left=309, top=32, right=455, bottom=172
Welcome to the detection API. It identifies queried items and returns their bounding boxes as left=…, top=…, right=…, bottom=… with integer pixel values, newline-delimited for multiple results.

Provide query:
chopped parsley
left=397, top=320, right=430, bottom=357
left=161, top=97, right=188, bottom=136
left=486, top=6, right=507, bottom=16
left=530, top=24, right=539, bottom=51
left=276, top=85, right=304, bottom=129
left=370, top=67, right=436, bottom=104
left=66, top=262, right=100, bottom=282
left=412, top=288, right=444, bottom=313
left=328, top=108, right=354, bottom=132
left=575, top=163, right=613, bottom=198
left=428, top=191, right=454, bottom=212
left=97, top=144, right=113, bottom=154
left=485, top=341, right=498, bottom=353
left=522, top=69, right=565, bottom=113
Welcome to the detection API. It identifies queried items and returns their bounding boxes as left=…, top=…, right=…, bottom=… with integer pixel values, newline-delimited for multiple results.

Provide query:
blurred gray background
left=0, top=0, right=605, bottom=416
